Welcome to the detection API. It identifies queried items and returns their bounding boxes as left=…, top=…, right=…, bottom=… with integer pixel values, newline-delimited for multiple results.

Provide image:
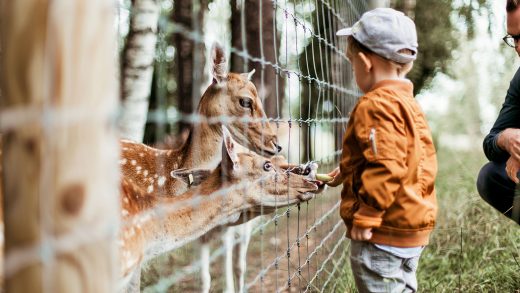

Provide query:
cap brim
left=336, top=28, right=353, bottom=36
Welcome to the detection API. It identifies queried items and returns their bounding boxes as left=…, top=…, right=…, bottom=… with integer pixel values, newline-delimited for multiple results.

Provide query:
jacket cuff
left=353, top=203, right=384, bottom=228
left=493, top=133, right=503, bottom=152
left=492, top=134, right=510, bottom=160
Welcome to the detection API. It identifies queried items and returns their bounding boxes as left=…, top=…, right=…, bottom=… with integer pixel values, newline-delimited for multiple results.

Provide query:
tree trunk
left=172, top=0, right=207, bottom=136
left=1, top=0, right=119, bottom=292
left=230, top=0, right=283, bottom=118
left=119, top=0, right=160, bottom=142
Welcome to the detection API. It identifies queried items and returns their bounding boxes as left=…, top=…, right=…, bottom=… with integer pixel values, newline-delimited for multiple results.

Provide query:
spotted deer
left=119, top=127, right=318, bottom=291
left=119, top=42, right=280, bottom=198
left=119, top=42, right=285, bottom=292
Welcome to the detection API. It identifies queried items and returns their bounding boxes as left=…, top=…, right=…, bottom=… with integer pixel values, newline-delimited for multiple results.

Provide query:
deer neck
left=178, top=123, right=222, bottom=170
left=141, top=170, right=247, bottom=261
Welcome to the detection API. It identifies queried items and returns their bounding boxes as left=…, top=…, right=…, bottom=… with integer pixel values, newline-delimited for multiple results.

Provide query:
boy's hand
left=351, top=225, right=373, bottom=241
left=326, top=167, right=342, bottom=187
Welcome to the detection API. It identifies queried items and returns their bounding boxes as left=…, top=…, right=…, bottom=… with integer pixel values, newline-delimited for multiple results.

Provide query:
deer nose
left=274, top=142, right=282, bottom=153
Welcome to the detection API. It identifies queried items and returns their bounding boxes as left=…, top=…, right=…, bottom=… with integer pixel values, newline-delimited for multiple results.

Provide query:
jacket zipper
left=369, top=128, right=377, bottom=156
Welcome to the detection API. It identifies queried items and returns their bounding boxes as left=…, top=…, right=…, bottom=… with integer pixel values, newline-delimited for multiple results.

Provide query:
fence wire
left=136, top=0, right=366, bottom=292
left=2, top=1, right=520, bottom=292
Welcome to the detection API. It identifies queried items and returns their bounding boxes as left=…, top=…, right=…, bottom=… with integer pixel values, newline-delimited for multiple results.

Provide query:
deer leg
left=234, top=222, right=253, bottom=293
left=223, top=227, right=235, bottom=293
left=201, top=243, right=211, bottom=293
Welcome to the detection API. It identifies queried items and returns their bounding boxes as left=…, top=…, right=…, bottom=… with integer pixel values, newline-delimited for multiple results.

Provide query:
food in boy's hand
left=315, top=173, right=333, bottom=182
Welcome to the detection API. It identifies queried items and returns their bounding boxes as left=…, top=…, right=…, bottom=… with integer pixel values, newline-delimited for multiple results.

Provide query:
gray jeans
left=350, top=240, right=421, bottom=293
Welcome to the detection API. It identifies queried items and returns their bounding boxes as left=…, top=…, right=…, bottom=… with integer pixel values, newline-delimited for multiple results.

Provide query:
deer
left=118, top=42, right=298, bottom=292
left=119, top=42, right=281, bottom=199
left=118, top=127, right=319, bottom=291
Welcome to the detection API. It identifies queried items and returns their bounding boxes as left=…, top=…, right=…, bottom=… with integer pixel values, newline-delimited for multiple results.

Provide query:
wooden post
left=0, top=0, right=119, bottom=292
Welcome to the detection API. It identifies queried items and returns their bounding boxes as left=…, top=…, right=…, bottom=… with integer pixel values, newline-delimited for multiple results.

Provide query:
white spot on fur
left=155, top=152, right=159, bottom=157
left=123, top=197, right=129, bottom=204
left=122, top=209, right=129, bottom=216
left=154, top=174, right=158, bottom=178
left=173, top=163, right=179, bottom=169
left=143, top=170, right=149, bottom=176
left=147, top=185, right=154, bottom=193
left=119, top=158, right=127, bottom=165
left=123, top=147, right=129, bottom=151
left=136, top=166, right=142, bottom=171
left=139, top=153, right=144, bottom=157
left=158, top=176, right=166, bottom=186
left=131, top=160, right=137, bottom=166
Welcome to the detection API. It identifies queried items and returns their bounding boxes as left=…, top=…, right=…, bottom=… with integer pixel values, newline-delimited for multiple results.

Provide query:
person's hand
left=498, top=128, right=520, bottom=161
left=506, top=156, right=520, bottom=184
left=351, top=225, right=372, bottom=241
left=325, top=167, right=342, bottom=187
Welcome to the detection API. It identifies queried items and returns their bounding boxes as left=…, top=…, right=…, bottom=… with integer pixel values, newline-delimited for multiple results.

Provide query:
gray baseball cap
left=337, top=8, right=418, bottom=64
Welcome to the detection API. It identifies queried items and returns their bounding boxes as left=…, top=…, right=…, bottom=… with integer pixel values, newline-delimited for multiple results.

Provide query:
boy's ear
left=358, top=52, right=372, bottom=72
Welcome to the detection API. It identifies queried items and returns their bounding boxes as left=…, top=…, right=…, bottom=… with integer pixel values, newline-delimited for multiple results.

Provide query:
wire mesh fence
left=2, top=0, right=520, bottom=292
left=124, top=0, right=367, bottom=292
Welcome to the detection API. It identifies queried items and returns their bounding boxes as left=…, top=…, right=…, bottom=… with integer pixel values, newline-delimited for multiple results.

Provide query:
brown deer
left=119, top=42, right=281, bottom=198
left=118, top=127, right=318, bottom=291
left=119, top=43, right=283, bottom=292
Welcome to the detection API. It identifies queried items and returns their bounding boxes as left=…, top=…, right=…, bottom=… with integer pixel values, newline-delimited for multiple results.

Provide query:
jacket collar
left=369, top=79, right=414, bottom=95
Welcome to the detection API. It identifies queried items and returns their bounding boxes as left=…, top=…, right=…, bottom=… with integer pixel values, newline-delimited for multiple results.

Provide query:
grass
left=417, top=147, right=520, bottom=292
left=335, top=147, right=520, bottom=292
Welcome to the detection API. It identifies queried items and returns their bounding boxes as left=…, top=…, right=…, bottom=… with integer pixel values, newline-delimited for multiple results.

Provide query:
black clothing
left=479, top=67, right=520, bottom=225
left=477, top=161, right=519, bottom=224
left=483, top=67, right=520, bottom=162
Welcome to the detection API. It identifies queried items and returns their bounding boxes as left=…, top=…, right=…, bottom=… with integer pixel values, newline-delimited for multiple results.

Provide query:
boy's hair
left=346, top=36, right=373, bottom=60
left=347, top=36, right=413, bottom=73
left=507, top=0, right=519, bottom=12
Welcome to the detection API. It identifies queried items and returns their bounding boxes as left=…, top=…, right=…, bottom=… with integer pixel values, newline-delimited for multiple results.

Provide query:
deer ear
left=211, top=42, right=227, bottom=83
left=240, top=69, right=256, bottom=81
left=221, top=126, right=238, bottom=172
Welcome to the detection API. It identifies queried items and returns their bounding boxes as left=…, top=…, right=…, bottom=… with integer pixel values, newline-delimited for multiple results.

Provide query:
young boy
left=326, top=8, right=437, bottom=292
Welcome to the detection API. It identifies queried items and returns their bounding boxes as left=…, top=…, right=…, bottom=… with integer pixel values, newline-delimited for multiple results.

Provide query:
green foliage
left=402, top=0, right=458, bottom=94
left=392, top=0, right=494, bottom=94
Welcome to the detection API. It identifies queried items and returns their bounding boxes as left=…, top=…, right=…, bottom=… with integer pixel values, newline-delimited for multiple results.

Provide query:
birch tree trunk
left=1, top=0, right=119, bottom=292
left=119, top=0, right=160, bottom=142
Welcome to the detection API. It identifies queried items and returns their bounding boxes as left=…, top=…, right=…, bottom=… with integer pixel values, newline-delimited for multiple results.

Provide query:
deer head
left=218, top=127, right=317, bottom=213
left=198, top=43, right=281, bottom=157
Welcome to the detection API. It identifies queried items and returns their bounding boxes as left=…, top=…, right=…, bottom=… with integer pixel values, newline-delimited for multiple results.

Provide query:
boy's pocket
left=368, top=245, right=401, bottom=276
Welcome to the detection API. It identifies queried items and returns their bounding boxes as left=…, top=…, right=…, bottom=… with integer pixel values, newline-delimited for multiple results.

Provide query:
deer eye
left=263, top=161, right=273, bottom=171
left=239, top=97, right=253, bottom=109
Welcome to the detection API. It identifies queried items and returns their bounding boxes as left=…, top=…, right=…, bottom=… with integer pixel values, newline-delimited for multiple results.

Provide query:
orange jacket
left=339, top=79, right=437, bottom=247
